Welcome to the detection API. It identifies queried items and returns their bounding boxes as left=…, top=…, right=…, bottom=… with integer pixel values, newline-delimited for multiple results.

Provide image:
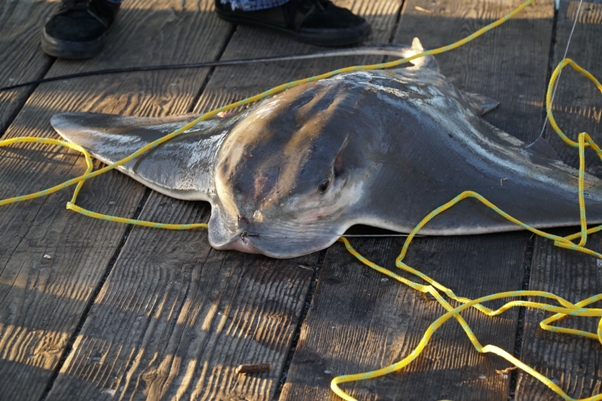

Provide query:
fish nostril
left=238, top=215, right=250, bottom=225
left=239, top=231, right=259, bottom=244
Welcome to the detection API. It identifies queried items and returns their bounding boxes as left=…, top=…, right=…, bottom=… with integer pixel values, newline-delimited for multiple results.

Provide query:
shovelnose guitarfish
left=51, top=39, right=602, bottom=258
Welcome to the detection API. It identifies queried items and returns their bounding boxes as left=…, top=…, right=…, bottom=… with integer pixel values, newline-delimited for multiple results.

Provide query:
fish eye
left=318, top=179, right=330, bottom=193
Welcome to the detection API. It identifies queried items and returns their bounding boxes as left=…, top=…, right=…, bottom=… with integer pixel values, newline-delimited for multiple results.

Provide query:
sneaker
left=41, top=0, right=120, bottom=59
left=214, top=0, right=371, bottom=47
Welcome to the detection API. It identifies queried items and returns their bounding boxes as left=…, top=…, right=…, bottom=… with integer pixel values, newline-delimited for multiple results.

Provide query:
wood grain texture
left=46, top=197, right=316, bottom=400
left=281, top=0, right=555, bottom=399
left=545, top=0, right=602, bottom=171
left=282, top=235, right=530, bottom=401
left=516, top=1, right=602, bottom=399
left=36, top=0, right=394, bottom=400
left=516, top=232, right=602, bottom=400
left=0, top=0, right=55, bottom=134
left=0, top=0, right=230, bottom=399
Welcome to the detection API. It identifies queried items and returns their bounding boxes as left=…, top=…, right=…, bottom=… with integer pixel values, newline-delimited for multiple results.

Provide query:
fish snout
left=210, top=211, right=262, bottom=253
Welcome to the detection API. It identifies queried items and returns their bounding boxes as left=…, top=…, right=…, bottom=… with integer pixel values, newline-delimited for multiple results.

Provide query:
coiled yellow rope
left=2, top=1, right=602, bottom=400
left=330, top=56, right=602, bottom=401
left=0, top=137, right=93, bottom=206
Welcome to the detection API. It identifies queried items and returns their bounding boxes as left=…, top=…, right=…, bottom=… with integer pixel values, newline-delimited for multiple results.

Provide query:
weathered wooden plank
left=0, top=0, right=55, bottom=134
left=516, top=1, right=602, bottom=399
left=46, top=197, right=316, bottom=400
left=41, top=1, right=401, bottom=399
left=0, top=1, right=230, bottom=399
left=516, top=232, right=602, bottom=400
left=281, top=234, right=531, bottom=401
left=281, top=0, right=555, bottom=400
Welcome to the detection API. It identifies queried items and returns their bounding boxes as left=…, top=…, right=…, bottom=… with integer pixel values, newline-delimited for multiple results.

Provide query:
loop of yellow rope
left=0, top=137, right=93, bottom=206
left=546, top=58, right=602, bottom=149
left=332, top=239, right=602, bottom=401
left=331, top=57, right=602, bottom=401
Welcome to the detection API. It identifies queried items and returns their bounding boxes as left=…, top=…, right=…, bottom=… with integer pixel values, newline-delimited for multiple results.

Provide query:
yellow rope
left=330, top=58, right=602, bottom=401
left=0, top=137, right=93, bottom=206
left=2, top=1, right=602, bottom=400
left=0, top=0, right=533, bottom=227
left=334, top=238, right=602, bottom=401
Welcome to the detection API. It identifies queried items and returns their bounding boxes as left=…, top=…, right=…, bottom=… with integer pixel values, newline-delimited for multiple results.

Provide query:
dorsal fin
left=411, top=37, right=423, bottom=52
left=407, top=37, right=440, bottom=72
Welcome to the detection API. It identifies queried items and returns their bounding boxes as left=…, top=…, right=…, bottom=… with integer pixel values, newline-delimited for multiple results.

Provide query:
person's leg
left=41, top=0, right=121, bottom=59
left=215, top=0, right=371, bottom=47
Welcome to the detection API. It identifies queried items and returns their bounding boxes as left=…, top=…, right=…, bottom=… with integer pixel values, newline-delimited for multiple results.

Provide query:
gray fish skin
left=51, top=46, right=602, bottom=259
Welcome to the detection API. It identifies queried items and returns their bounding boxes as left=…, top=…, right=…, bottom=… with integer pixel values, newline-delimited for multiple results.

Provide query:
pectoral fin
left=51, top=112, right=231, bottom=202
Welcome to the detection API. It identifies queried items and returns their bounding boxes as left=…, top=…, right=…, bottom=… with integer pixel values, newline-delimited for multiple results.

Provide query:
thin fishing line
left=0, top=43, right=414, bottom=92
left=539, top=0, right=584, bottom=138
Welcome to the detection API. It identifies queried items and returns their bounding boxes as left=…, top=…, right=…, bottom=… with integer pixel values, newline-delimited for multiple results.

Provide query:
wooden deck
left=1, top=0, right=602, bottom=399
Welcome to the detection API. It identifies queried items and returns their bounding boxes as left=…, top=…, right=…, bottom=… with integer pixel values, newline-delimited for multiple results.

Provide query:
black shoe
left=215, top=0, right=371, bottom=47
left=41, top=0, right=120, bottom=59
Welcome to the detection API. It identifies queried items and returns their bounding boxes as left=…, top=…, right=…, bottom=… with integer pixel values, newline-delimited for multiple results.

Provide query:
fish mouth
left=208, top=207, right=263, bottom=254
left=212, top=231, right=262, bottom=255
left=210, top=225, right=341, bottom=258
left=207, top=206, right=344, bottom=258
